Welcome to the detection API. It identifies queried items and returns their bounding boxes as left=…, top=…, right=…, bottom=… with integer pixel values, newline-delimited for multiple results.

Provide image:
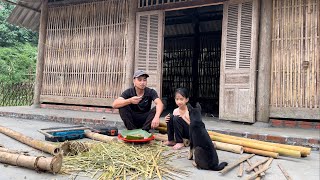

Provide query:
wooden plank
left=270, top=106, right=320, bottom=120
left=138, top=0, right=223, bottom=11
left=40, top=95, right=114, bottom=106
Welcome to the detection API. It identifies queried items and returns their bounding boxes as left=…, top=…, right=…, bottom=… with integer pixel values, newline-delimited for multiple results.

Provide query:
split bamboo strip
left=243, top=147, right=279, bottom=158
left=219, top=154, right=255, bottom=175
left=209, top=135, right=301, bottom=158
left=208, top=131, right=310, bottom=156
left=0, top=151, right=62, bottom=173
left=237, top=162, right=244, bottom=177
left=260, top=157, right=273, bottom=177
left=159, top=122, right=167, bottom=127
left=246, top=159, right=262, bottom=179
left=0, top=125, right=61, bottom=155
left=278, top=163, right=293, bottom=180
left=246, top=157, right=269, bottom=173
left=0, top=147, right=28, bottom=155
left=85, top=131, right=118, bottom=142
left=245, top=166, right=271, bottom=180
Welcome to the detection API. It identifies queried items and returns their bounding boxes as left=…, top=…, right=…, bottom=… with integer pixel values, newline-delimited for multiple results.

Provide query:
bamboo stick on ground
left=0, top=151, right=62, bottom=173
left=246, top=166, right=271, bottom=180
left=0, top=125, right=61, bottom=155
left=278, top=163, right=293, bottom=180
left=0, top=147, right=28, bottom=155
left=210, top=135, right=301, bottom=158
left=237, top=162, right=244, bottom=177
left=219, top=154, right=255, bottom=175
left=85, top=131, right=118, bottom=142
left=246, top=159, right=262, bottom=180
left=208, top=131, right=310, bottom=156
left=246, top=158, right=269, bottom=173
left=243, top=147, right=279, bottom=158
left=260, top=158, right=273, bottom=177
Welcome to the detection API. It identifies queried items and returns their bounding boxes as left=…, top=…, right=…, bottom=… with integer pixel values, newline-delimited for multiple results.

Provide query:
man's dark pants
left=119, top=106, right=156, bottom=131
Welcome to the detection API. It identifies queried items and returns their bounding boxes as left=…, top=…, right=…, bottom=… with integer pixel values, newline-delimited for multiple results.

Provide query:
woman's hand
left=165, top=113, right=171, bottom=123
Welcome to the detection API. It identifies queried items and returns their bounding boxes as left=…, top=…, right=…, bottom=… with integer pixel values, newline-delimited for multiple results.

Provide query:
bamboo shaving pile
left=61, top=141, right=189, bottom=179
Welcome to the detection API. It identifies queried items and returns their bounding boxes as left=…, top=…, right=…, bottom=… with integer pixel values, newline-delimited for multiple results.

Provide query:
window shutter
left=219, top=0, right=259, bottom=122
left=135, top=11, right=164, bottom=96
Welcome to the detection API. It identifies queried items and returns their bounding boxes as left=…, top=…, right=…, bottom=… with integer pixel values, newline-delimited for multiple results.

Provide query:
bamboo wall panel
left=42, top=0, right=129, bottom=106
left=271, top=0, right=319, bottom=112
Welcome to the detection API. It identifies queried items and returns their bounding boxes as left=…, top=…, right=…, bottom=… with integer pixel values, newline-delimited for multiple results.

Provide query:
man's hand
left=151, top=116, right=160, bottom=129
left=129, top=96, right=142, bottom=104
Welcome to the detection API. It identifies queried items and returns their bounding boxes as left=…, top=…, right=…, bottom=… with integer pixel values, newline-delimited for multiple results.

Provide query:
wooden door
left=219, top=0, right=259, bottom=122
left=135, top=11, right=164, bottom=96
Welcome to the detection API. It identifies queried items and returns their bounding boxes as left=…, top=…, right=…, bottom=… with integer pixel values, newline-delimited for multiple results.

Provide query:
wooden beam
left=40, top=95, right=114, bottom=107
left=1, top=0, right=40, bottom=13
left=138, top=0, right=224, bottom=12
left=270, top=107, right=320, bottom=120
left=256, top=0, right=272, bottom=122
left=32, top=0, right=48, bottom=108
left=125, top=0, right=138, bottom=90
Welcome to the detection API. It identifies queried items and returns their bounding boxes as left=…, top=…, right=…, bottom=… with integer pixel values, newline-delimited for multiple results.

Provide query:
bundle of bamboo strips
left=0, top=125, right=61, bottom=155
left=61, top=141, right=189, bottom=179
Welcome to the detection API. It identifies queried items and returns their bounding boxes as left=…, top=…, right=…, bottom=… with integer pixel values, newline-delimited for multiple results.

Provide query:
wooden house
left=6, top=0, right=319, bottom=123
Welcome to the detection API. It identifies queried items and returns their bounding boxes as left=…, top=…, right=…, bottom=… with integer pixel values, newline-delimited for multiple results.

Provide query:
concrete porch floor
left=0, top=106, right=319, bottom=149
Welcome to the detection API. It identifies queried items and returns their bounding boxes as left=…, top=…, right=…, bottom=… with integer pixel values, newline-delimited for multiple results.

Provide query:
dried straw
left=61, top=141, right=189, bottom=179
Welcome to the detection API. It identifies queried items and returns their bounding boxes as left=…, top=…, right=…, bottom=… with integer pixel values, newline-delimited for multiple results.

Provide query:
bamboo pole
left=209, top=135, right=301, bottom=158
left=208, top=131, right=309, bottom=156
left=219, top=154, right=255, bottom=175
left=0, top=151, right=62, bottom=173
left=243, top=147, right=279, bottom=158
left=214, top=141, right=243, bottom=154
left=155, top=127, right=167, bottom=133
left=0, top=125, right=61, bottom=155
left=85, top=131, right=118, bottom=142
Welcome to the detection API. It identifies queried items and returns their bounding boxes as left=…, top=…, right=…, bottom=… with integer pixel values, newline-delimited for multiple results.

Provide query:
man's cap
left=133, top=70, right=149, bottom=78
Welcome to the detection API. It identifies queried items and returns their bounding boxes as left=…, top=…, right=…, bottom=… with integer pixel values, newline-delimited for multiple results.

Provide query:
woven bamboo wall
left=271, top=0, right=319, bottom=110
left=42, top=0, right=129, bottom=106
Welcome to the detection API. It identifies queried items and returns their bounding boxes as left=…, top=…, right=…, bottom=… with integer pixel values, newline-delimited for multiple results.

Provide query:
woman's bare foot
left=164, top=141, right=176, bottom=146
left=173, top=143, right=185, bottom=150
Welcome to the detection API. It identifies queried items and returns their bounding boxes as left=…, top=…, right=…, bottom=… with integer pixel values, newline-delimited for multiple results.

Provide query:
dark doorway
left=162, top=5, right=223, bottom=116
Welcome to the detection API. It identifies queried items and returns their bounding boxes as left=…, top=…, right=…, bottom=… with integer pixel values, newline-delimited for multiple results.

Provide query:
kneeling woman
left=164, top=88, right=190, bottom=150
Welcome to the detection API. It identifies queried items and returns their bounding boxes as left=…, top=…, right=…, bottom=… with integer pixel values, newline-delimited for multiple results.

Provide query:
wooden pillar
left=124, top=0, right=138, bottom=90
left=192, top=13, right=200, bottom=104
left=32, top=0, right=48, bottom=108
left=256, top=0, right=272, bottom=122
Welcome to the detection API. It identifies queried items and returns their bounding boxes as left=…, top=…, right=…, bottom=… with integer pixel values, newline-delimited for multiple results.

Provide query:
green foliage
left=0, top=43, right=37, bottom=83
left=0, top=2, right=38, bottom=84
left=0, top=2, right=38, bottom=46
